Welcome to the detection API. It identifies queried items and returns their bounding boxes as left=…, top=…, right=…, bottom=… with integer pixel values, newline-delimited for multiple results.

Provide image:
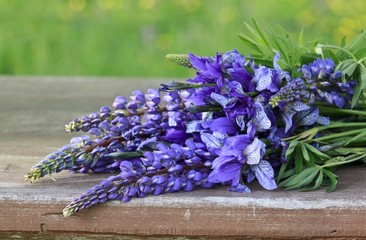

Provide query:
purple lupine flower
left=269, top=78, right=309, bottom=108
left=63, top=164, right=215, bottom=216
left=298, top=58, right=355, bottom=109
left=207, top=134, right=252, bottom=186
left=126, top=90, right=146, bottom=115
left=188, top=52, right=221, bottom=86
left=65, top=106, right=113, bottom=133
left=113, top=96, right=128, bottom=110
left=25, top=135, right=91, bottom=182
left=207, top=133, right=269, bottom=192
left=308, top=58, right=335, bottom=79
left=145, top=88, right=161, bottom=112
left=221, top=49, right=246, bottom=70
left=63, top=140, right=215, bottom=216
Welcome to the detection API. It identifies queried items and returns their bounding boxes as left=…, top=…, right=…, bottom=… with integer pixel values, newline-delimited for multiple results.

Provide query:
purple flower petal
left=252, top=102, right=272, bottom=131
left=243, top=138, right=266, bottom=165
left=235, top=115, right=246, bottom=131
left=188, top=53, right=208, bottom=71
left=212, top=155, right=237, bottom=169
left=207, top=162, right=242, bottom=183
left=273, top=52, right=282, bottom=71
left=205, top=61, right=222, bottom=78
left=254, top=66, right=272, bottom=91
left=209, top=117, right=237, bottom=135
left=201, top=132, right=224, bottom=149
left=252, top=160, right=277, bottom=190
left=185, top=120, right=205, bottom=133
left=222, top=134, right=252, bottom=152
left=164, top=129, right=188, bottom=143
left=294, top=107, right=319, bottom=127
left=316, top=115, right=330, bottom=125
left=227, top=81, right=246, bottom=97
left=282, top=101, right=311, bottom=132
left=228, top=183, right=251, bottom=193
left=210, top=92, right=233, bottom=108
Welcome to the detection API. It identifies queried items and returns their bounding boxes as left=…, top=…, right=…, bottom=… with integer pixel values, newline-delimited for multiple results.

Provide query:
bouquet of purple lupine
left=25, top=20, right=366, bottom=217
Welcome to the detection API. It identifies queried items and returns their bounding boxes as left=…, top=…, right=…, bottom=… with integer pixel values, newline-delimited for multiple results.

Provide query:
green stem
left=316, top=101, right=366, bottom=109
left=358, top=56, right=366, bottom=64
left=318, top=106, right=366, bottom=117
left=283, top=122, right=366, bottom=141
left=308, top=128, right=365, bottom=143
left=322, top=122, right=366, bottom=129
left=317, top=44, right=357, bottom=61
left=321, top=153, right=366, bottom=168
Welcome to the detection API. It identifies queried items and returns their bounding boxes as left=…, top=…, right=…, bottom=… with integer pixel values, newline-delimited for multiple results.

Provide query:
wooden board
left=1, top=77, right=365, bottom=239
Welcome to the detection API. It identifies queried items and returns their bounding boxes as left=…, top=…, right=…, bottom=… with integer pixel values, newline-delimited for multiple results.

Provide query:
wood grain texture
left=0, top=77, right=365, bottom=239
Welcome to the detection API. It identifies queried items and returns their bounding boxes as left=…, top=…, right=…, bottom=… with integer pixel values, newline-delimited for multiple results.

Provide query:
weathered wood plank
left=0, top=77, right=365, bottom=239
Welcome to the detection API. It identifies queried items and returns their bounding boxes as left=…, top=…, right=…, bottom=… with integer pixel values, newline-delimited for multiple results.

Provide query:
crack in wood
left=39, top=223, right=46, bottom=233
left=4, top=164, right=11, bottom=171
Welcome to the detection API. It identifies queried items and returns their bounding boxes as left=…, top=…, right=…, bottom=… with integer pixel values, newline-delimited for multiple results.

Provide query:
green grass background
left=0, top=0, right=365, bottom=77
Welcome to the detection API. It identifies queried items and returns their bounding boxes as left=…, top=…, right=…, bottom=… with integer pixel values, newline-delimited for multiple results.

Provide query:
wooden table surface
left=0, top=76, right=366, bottom=239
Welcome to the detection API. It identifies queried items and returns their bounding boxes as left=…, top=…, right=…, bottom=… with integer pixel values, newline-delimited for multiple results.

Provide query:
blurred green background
left=0, top=0, right=365, bottom=77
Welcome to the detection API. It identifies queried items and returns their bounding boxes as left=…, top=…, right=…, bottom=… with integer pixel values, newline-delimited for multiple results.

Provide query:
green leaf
left=354, top=47, right=366, bottom=59
left=340, top=36, right=346, bottom=47
left=335, top=59, right=357, bottom=82
left=251, top=18, right=272, bottom=48
left=322, top=169, right=338, bottom=192
left=305, top=38, right=320, bottom=48
left=279, top=167, right=316, bottom=188
left=243, top=21, right=261, bottom=41
left=300, top=143, right=310, bottom=162
left=240, top=19, right=315, bottom=73
left=301, top=169, right=323, bottom=191
left=352, top=64, right=366, bottom=107
left=342, top=62, right=358, bottom=77
left=270, top=34, right=290, bottom=64
left=304, top=143, right=330, bottom=160
left=352, top=86, right=362, bottom=108
left=282, top=167, right=319, bottom=190
left=359, top=62, right=366, bottom=80
left=239, top=34, right=264, bottom=55
left=298, top=28, right=304, bottom=46
left=279, top=168, right=297, bottom=181
left=285, top=140, right=298, bottom=160
left=346, top=31, right=366, bottom=53
left=323, top=48, right=339, bottom=64
left=277, top=161, right=289, bottom=182
left=295, top=146, right=304, bottom=173
left=285, top=168, right=320, bottom=190
left=277, top=172, right=298, bottom=188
